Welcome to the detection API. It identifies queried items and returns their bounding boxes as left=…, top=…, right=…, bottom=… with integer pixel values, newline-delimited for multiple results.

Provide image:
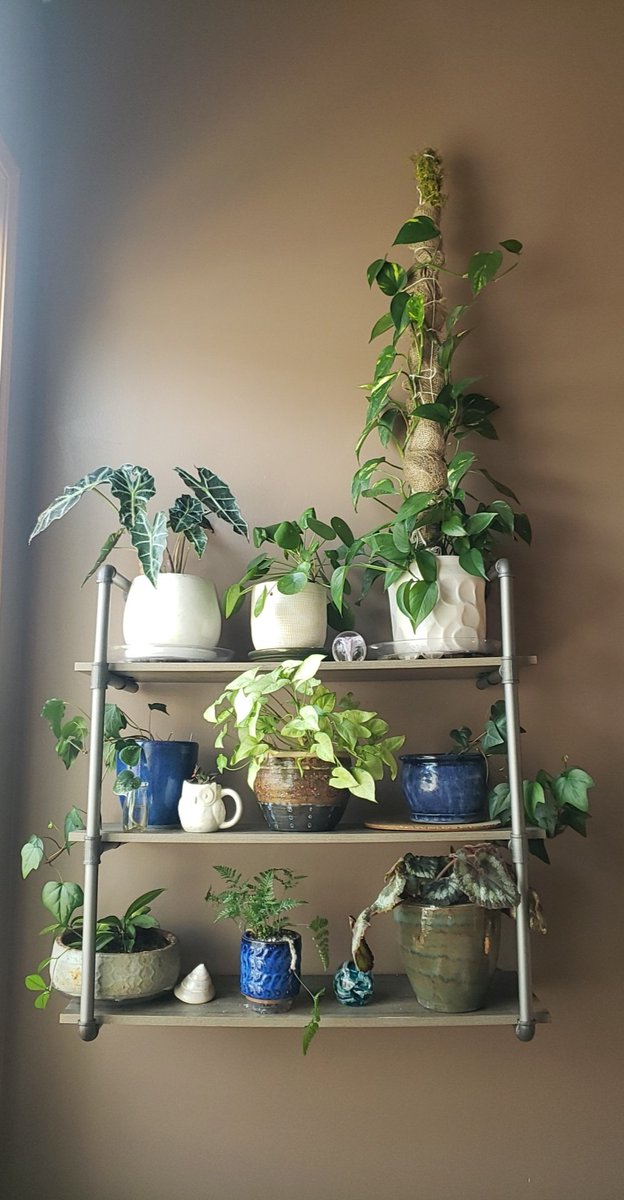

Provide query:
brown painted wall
left=5, top=2, right=624, bottom=1197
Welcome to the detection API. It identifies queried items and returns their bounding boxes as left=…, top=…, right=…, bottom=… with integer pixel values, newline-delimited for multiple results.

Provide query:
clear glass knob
left=331, top=631, right=367, bottom=662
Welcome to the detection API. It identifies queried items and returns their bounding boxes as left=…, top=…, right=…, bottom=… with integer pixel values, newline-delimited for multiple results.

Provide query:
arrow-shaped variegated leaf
left=29, top=466, right=115, bottom=541
left=175, top=466, right=248, bottom=537
left=169, top=495, right=208, bottom=558
left=109, top=465, right=156, bottom=532
left=129, top=509, right=168, bottom=585
left=82, top=528, right=125, bottom=585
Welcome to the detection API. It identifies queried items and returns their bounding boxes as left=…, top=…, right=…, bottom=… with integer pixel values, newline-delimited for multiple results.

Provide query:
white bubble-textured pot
left=49, top=931, right=181, bottom=1001
left=388, top=555, right=486, bottom=655
left=250, top=581, right=327, bottom=651
left=123, top=573, right=222, bottom=655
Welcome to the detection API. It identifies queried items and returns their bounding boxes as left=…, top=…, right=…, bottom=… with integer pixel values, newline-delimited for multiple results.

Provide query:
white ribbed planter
left=123, top=573, right=222, bottom=656
left=250, top=581, right=327, bottom=651
left=388, top=555, right=486, bottom=656
left=49, top=931, right=181, bottom=1001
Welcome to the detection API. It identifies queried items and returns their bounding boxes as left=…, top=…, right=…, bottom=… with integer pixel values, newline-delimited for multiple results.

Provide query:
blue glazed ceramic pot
left=240, top=931, right=302, bottom=1013
left=117, top=739, right=199, bottom=827
left=400, top=753, right=488, bottom=824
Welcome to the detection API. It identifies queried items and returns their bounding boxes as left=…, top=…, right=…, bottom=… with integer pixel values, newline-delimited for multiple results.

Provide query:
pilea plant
left=205, top=866, right=329, bottom=1053
left=223, top=507, right=358, bottom=630
left=351, top=148, right=531, bottom=630
left=30, top=463, right=248, bottom=585
left=350, top=847, right=545, bottom=973
left=203, top=653, right=404, bottom=801
left=449, top=702, right=595, bottom=860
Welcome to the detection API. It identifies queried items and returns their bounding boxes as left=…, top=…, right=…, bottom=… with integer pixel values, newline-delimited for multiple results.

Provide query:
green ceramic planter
left=393, top=902, right=500, bottom=1013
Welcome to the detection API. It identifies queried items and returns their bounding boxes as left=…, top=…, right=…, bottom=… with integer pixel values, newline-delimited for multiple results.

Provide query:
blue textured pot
left=117, top=740, right=199, bottom=827
left=400, top=753, right=488, bottom=824
left=240, top=931, right=302, bottom=1012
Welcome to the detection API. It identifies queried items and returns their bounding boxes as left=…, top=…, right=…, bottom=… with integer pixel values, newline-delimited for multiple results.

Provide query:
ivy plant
left=205, top=865, right=329, bottom=1054
left=222, top=506, right=360, bottom=631
left=29, top=463, right=248, bottom=585
left=203, top=654, right=405, bottom=801
left=449, top=701, right=595, bottom=860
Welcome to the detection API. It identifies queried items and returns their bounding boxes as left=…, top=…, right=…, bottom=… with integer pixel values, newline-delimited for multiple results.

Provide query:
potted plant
left=351, top=148, right=531, bottom=653
left=25, top=883, right=180, bottom=1009
left=350, top=845, right=545, bottom=1013
left=205, top=865, right=329, bottom=1053
left=177, top=764, right=243, bottom=833
left=29, top=463, right=248, bottom=657
left=203, top=654, right=405, bottom=831
left=36, top=695, right=198, bottom=827
left=223, top=506, right=359, bottom=652
left=448, top=701, right=595, bottom=858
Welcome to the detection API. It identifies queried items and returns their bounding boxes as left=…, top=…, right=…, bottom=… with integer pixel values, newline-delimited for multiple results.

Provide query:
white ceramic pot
left=388, top=555, right=486, bottom=656
left=250, top=580, right=327, bottom=651
left=122, top=573, right=222, bottom=657
left=49, top=931, right=181, bottom=1001
left=178, top=780, right=243, bottom=833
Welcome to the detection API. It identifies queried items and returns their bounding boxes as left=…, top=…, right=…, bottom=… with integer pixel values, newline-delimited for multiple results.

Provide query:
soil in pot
left=253, top=754, right=349, bottom=832
left=49, top=929, right=181, bottom=1002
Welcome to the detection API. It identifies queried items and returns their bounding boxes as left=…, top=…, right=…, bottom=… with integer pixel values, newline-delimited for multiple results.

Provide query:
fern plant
left=205, top=866, right=329, bottom=1054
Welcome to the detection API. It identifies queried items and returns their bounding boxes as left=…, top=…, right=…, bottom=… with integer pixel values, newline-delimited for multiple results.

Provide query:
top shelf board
left=75, top=655, right=537, bottom=686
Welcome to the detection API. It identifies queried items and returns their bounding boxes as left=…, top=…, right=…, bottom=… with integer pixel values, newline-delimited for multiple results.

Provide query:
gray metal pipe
left=495, top=558, right=535, bottom=1041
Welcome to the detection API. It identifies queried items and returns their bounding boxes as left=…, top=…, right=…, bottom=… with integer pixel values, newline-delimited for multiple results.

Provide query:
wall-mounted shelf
left=75, top=655, right=537, bottom=685
left=69, top=823, right=546, bottom=847
left=59, top=970, right=550, bottom=1030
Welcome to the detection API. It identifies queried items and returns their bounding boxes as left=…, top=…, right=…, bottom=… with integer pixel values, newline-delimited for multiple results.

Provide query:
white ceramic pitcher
left=178, top=780, right=243, bottom=833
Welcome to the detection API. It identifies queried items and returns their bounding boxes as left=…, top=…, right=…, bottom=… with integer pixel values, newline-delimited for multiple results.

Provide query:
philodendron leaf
left=21, top=836, right=45, bottom=878
left=41, top=698, right=65, bottom=739
left=396, top=579, right=438, bottom=631
left=169, top=494, right=209, bottom=558
left=103, top=703, right=127, bottom=740
left=174, top=466, right=248, bottom=537
left=366, top=258, right=386, bottom=287
left=369, top=312, right=394, bottom=343
left=458, top=547, right=487, bottom=580
left=41, top=880, right=84, bottom=927
left=29, top=466, right=115, bottom=541
left=63, top=807, right=85, bottom=847
left=375, top=260, right=407, bottom=296
left=129, top=508, right=168, bottom=585
left=393, top=215, right=440, bottom=245
left=123, top=888, right=165, bottom=921
left=447, top=450, right=476, bottom=491
left=488, top=782, right=511, bottom=822
left=467, top=250, right=503, bottom=295
left=500, top=239, right=523, bottom=254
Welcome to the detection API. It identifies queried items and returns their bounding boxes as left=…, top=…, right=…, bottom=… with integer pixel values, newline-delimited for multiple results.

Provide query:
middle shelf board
left=70, top=823, right=546, bottom=846
left=74, top=655, right=537, bottom=685
left=59, top=971, right=550, bottom=1029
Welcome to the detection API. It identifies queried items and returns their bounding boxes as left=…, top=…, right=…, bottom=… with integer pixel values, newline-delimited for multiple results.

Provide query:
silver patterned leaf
left=29, top=466, right=115, bottom=541
left=109, top=465, right=156, bottom=532
left=169, top=494, right=209, bottom=558
left=129, top=509, right=168, bottom=585
left=175, top=466, right=248, bottom=537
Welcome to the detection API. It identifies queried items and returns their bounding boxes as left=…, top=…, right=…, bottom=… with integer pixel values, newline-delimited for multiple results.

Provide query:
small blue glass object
left=333, top=960, right=374, bottom=1006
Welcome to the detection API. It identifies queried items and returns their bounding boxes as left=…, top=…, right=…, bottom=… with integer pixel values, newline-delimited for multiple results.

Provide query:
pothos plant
left=350, top=846, right=545, bottom=974
left=203, top=654, right=405, bottom=801
left=351, top=148, right=531, bottom=631
left=29, top=463, right=248, bottom=585
left=205, top=866, right=329, bottom=1054
left=449, top=701, right=595, bottom=861
left=222, top=507, right=359, bottom=631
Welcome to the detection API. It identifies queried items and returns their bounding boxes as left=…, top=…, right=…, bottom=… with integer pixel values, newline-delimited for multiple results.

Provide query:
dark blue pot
left=240, top=931, right=301, bottom=1011
left=400, top=753, right=488, bottom=825
left=117, top=739, right=198, bottom=827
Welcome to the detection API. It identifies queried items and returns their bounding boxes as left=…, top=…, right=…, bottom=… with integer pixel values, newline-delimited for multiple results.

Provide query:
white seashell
left=174, top=963, right=216, bottom=1004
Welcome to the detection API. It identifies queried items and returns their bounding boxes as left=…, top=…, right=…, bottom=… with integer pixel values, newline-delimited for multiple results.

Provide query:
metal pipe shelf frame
left=76, top=559, right=538, bottom=1043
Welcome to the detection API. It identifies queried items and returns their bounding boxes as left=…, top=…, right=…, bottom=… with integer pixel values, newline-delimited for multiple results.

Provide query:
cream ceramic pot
left=388, top=555, right=486, bottom=656
left=122, top=573, right=222, bottom=657
left=49, top=931, right=181, bottom=1001
left=178, top=780, right=243, bottom=833
left=250, top=580, right=326, bottom=651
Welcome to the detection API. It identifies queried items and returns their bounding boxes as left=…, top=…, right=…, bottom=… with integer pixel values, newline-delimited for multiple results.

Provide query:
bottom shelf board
left=59, top=971, right=550, bottom=1029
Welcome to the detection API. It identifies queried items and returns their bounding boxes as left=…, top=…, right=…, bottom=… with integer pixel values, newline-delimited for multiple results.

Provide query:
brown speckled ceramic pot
left=393, top=902, right=500, bottom=1012
left=254, top=753, right=349, bottom=832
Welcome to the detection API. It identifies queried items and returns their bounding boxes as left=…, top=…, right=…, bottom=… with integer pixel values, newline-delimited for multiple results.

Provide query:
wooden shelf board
left=74, top=656, right=537, bottom=685
left=59, top=971, right=550, bottom=1029
left=70, top=823, right=545, bottom=846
